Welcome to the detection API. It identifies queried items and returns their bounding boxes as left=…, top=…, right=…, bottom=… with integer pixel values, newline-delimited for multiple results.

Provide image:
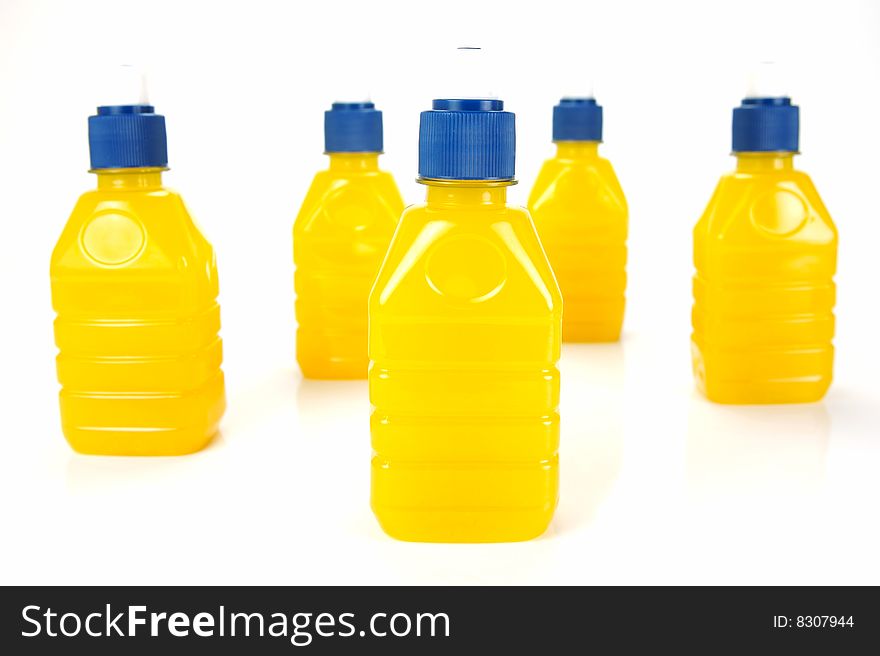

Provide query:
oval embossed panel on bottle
left=323, top=187, right=381, bottom=231
left=425, top=234, right=507, bottom=302
left=750, top=189, right=808, bottom=237
left=81, top=211, right=146, bottom=266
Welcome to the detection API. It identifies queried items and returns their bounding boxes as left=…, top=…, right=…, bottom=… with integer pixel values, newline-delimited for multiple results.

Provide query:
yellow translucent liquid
left=50, top=168, right=226, bottom=455
left=692, top=153, right=838, bottom=403
left=294, top=153, right=404, bottom=379
left=369, top=182, right=563, bottom=542
left=528, top=141, right=628, bottom=342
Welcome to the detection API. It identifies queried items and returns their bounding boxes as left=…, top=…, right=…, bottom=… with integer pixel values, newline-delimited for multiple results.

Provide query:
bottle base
left=696, top=378, right=831, bottom=405
left=64, top=424, right=221, bottom=456
left=370, top=451, right=559, bottom=543
left=60, top=374, right=226, bottom=456
left=691, top=341, right=832, bottom=404
left=296, top=331, right=369, bottom=379
left=372, top=506, right=555, bottom=543
left=562, top=319, right=623, bottom=343
left=297, top=356, right=368, bottom=380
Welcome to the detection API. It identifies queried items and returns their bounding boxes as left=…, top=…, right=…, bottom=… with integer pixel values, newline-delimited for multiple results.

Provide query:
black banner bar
left=1, top=586, right=876, bottom=653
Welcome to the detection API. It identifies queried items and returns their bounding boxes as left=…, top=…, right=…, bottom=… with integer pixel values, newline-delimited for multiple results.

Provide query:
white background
left=1, top=0, right=878, bottom=585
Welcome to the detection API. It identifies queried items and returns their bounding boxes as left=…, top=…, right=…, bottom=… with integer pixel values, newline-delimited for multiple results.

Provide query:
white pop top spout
left=438, top=46, right=498, bottom=100
left=102, top=64, right=150, bottom=106
left=745, top=61, right=788, bottom=99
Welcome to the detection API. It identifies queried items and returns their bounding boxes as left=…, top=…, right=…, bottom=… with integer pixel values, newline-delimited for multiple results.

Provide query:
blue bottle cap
left=418, top=98, right=515, bottom=181
left=324, top=102, right=383, bottom=153
left=88, top=104, right=168, bottom=170
left=553, top=97, right=603, bottom=142
left=732, top=97, right=799, bottom=152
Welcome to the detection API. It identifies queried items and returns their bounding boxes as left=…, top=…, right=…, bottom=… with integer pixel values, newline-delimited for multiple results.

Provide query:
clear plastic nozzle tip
left=745, top=61, right=787, bottom=99
left=560, top=80, right=596, bottom=100
left=332, top=70, right=373, bottom=105
left=437, top=46, right=497, bottom=100
left=334, top=95, right=373, bottom=105
left=103, top=64, right=150, bottom=107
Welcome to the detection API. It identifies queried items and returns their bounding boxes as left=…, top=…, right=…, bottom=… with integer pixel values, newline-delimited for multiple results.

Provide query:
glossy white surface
left=1, top=0, right=878, bottom=585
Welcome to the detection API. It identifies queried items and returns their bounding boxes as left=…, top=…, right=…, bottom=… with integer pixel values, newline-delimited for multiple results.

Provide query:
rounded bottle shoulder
left=313, top=167, right=399, bottom=185
left=70, top=185, right=189, bottom=222
left=372, top=202, right=561, bottom=315
left=712, top=168, right=831, bottom=215
left=312, top=168, right=402, bottom=196
left=529, top=157, right=627, bottom=217
left=53, top=185, right=215, bottom=273
left=294, top=170, right=404, bottom=237
left=698, top=168, right=836, bottom=244
left=723, top=165, right=812, bottom=183
left=401, top=201, right=531, bottom=220
left=543, top=152, right=611, bottom=169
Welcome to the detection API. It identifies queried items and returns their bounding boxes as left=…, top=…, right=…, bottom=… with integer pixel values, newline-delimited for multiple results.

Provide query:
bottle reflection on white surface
left=296, top=378, right=368, bottom=442
left=294, top=377, right=374, bottom=539
left=66, top=451, right=193, bottom=494
left=686, top=397, right=830, bottom=499
left=553, top=342, right=625, bottom=534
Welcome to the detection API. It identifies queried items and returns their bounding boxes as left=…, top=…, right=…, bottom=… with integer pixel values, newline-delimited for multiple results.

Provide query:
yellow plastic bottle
left=50, top=69, right=225, bottom=455
left=528, top=97, right=628, bottom=342
left=692, top=76, right=837, bottom=404
left=369, top=94, right=563, bottom=542
left=294, top=101, right=404, bottom=379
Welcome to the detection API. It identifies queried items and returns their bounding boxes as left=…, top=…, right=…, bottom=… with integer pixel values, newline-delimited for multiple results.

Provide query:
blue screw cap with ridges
left=732, top=97, right=799, bottom=153
left=88, top=104, right=168, bottom=170
left=553, top=97, right=603, bottom=142
left=418, top=98, right=515, bottom=181
left=324, top=102, right=383, bottom=153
